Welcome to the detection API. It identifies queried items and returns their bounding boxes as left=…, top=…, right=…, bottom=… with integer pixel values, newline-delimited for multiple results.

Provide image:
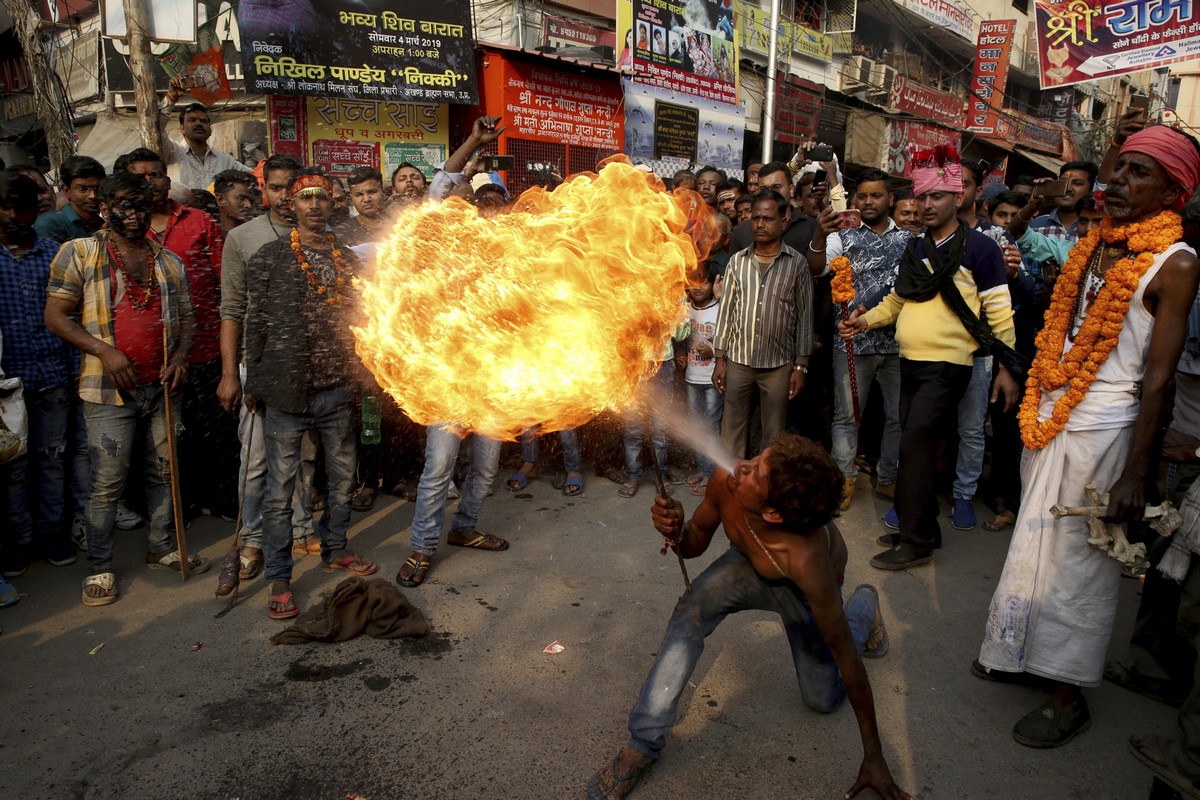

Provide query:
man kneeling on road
left=589, top=432, right=912, bottom=800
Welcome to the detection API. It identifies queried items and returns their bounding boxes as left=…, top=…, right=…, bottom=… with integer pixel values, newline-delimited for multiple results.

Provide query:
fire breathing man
left=44, top=172, right=206, bottom=607
left=588, top=433, right=911, bottom=800
left=243, top=168, right=378, bottom=620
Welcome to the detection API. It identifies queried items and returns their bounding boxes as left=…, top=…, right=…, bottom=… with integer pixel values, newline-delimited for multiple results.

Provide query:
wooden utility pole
left=1, top=0, right=76, bottom=171
left=122, top=0, right=163, bottom=155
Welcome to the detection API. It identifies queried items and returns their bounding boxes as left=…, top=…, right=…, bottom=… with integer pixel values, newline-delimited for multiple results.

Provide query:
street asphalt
left=0, top=470, right=1179, bottom=799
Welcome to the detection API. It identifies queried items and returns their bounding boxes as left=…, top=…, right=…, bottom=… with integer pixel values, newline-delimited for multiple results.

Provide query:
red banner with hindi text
left=966, top=19, right=1017, bottom=137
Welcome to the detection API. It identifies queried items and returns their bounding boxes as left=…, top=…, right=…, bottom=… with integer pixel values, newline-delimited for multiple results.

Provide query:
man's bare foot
left=587, top=746, right=652, bottom=799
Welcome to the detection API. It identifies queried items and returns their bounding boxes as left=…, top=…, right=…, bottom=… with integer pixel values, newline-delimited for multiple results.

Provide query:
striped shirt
left=713, top=243, right=813, bottom=368
left=45, top=232, right=193, bottom=406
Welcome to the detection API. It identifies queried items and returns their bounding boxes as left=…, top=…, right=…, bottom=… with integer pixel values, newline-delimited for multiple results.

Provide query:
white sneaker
left=114, top=503, right=144, bottom=530
left=72, top=516, right=87, bottom=551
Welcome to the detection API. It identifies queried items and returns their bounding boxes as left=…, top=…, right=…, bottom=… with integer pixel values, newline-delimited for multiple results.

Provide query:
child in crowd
left=684, top=260, right=723, bottom=494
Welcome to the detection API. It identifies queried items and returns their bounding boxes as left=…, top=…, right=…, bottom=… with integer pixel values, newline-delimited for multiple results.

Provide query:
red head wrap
left=289, top=173, right=333, bottom=199
left=1119, top=127, right=1200, bottom=209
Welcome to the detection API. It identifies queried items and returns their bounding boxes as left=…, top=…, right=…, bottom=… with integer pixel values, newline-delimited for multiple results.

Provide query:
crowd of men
left=6, top=98, right=1200, bottom=797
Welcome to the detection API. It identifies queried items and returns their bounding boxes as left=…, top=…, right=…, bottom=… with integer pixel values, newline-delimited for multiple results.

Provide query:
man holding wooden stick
left=45, top=172, right=207, bottom=607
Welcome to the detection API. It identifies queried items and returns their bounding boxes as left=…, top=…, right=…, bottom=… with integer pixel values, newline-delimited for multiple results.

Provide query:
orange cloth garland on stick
left=1018, top=210, right=1182, bottom=450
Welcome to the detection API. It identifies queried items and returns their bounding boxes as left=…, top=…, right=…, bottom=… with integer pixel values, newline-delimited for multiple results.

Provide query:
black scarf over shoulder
left=895, top=224, right=968, bottom=302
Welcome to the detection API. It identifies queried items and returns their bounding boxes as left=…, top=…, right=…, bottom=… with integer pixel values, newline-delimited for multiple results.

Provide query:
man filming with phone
left=1029, top=161, right=1100, bottom=243
left=808, top=169, right=911, bottom=512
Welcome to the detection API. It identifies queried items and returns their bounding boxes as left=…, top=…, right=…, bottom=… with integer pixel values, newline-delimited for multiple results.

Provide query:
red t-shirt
left=152, top=202, right=224, bottom=364
left=112, top=278, right=164, bottom=386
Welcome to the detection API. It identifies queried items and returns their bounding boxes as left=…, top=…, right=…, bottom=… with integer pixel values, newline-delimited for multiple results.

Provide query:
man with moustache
left=244, top=168, right=378, bottom=620
left=44, top=172, right=205, bottom=607
left=840, top=146, right=1018, bottom=571
left=977, top=127, right=1200, bottom=748
left=808, top=169, right=910, bottom=511
left=390, top=162, right=428, bottom=210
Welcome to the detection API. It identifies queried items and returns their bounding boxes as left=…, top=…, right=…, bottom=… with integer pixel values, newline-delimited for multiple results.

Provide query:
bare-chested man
left=589, top=432, right=912, bottom=799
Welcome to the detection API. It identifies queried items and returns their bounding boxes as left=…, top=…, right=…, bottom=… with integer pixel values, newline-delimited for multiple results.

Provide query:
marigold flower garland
left=831, top=255, right=862, bottom=424
left=1018, top=209, right=1182, bottom=450
left=291, top=229, right=348, bottom=305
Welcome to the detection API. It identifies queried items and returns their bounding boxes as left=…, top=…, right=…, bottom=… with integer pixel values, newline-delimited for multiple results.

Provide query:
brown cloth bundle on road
left=271, top=577, right=429, bottom=645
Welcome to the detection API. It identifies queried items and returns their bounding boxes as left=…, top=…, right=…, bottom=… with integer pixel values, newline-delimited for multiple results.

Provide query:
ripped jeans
left=83, top=387, right=176, bottom=572
left=1, top=385, right=70, bottom=553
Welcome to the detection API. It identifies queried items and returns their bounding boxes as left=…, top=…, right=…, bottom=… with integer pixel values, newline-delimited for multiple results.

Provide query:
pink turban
left=911, top=145, right=964, bottom=198
left=1119, top=127, right=1200, bottom=208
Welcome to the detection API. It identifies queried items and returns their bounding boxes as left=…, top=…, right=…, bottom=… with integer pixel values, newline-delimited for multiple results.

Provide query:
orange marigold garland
left=1018, top=209, right=1183, bottom=450
left=831, top=255, right=856, bottom=304
left=291, top=228, right=349, bottom=305
left=830, top=254, right=862, bottom=424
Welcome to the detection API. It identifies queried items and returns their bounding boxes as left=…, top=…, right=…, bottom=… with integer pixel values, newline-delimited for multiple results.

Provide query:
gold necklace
left=741, top=510, right=786, bottom=577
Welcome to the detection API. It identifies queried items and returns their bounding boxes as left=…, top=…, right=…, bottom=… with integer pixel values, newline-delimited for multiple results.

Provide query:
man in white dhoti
left=976, top=127, right=1200, bottom=748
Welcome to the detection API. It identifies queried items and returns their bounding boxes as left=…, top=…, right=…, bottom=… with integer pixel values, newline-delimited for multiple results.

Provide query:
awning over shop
left=1013, top=147, right=1066, bottom=176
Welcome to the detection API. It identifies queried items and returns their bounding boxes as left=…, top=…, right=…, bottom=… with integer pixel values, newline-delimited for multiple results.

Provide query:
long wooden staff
left=643, top=431, right=691, bottom=593
left=162, top=327, right=189, bottom=581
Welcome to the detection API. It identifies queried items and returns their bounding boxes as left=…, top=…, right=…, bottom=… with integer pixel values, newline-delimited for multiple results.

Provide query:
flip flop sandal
left=563, top=476, right=585, bottom=496
left=238, top=547, right=264, bottom=581
left=1129, top=735, right=1200, bottom=799
left=587, top=752, right=650, bottom=800
left=448, top=531, right=510, bottom=551
left=82, top=572, right=118, bottom=607
left=146, top=551, right=211, bottom=574
left=618, top=480, right=639, bottom=498
left=396, top=555, right=432, bottom=587
left=1104, top=661, right=1186, bottom=707
left=323, top=553, right=378, bottom=576
left=691, top=484, right=708, bottom=497
left=268, top=590, right=300, bottom=620
left=506, top=471, right=531, bottom=492
left=983, top=510, right=1017, bottom=531
left=351, top=485, right=380, bottom=511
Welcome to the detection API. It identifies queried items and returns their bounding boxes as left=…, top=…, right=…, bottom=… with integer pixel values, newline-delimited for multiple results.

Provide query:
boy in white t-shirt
left=684, top=261, right=723, bottom=494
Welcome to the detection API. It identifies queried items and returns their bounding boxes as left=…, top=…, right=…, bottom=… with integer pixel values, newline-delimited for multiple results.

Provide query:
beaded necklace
left=107, top=241, right=156, bottom=309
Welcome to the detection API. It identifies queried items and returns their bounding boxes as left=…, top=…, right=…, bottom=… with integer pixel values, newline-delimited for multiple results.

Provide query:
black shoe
left=1012, top=699, right=1091, bottom=748
left=877, top=533, right=899, bottom=547
left=0, top=547, right=30, bottom=578
left=46, top=542, right=78, bottom=567
left=971, top=658, right=1044, bottom=686
left=870, top=543, right=934, bottom=570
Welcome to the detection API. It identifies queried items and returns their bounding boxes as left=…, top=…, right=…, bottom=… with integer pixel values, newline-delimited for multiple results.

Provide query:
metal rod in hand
left=841, top=302, right=861, bottom=426
left=162, top=328, right=189, bottom=582
left=642, top=432, right=692, bottom=593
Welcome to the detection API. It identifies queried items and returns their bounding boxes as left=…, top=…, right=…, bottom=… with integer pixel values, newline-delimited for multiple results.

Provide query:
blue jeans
left=627, top=546, right=874, bottom=759
left=410, top=425, right=501, bottom=555
left=685, top=382, right=723, bottom=477
left=954, top=356, right=992, bottom=500
left=831, top=352, right=901, bottom=484
left=520, top=427, right=581, bottom=473
left=624, top=361, right=673, bottom=480
left=238, top=402, right=316, bottom=549
left=1, top=385, right=69, bottom=551
left=83, top=387, right=176, bottom=572
left=261, top=387, right=357, bottom=583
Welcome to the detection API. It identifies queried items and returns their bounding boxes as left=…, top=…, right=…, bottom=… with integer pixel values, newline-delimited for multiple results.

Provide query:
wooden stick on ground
left=162, top=327, right=189, bottom=582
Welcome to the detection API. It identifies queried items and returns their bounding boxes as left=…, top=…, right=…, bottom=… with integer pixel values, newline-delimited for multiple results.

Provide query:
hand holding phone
left=1033, top=179, right=1069, bottom=199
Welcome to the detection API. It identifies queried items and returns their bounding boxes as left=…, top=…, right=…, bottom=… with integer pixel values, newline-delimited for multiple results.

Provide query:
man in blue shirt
left=0, top=171, right=76, bottom=576
left=33, top=155, right=105, bottom=244
left=1028, top=160, right=1099, bottom=244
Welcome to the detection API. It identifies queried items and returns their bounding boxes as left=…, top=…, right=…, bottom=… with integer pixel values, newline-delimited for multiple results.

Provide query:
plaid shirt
left=46, top=232, right=193, bottom=406
left=1029, top=208, right=1078, bottom=244
left=0, top=235, right=72, bottom=391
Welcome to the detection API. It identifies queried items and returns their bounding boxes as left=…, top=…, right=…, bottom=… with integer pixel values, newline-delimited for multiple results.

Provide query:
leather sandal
left=396, top=553, right=432, bottom=587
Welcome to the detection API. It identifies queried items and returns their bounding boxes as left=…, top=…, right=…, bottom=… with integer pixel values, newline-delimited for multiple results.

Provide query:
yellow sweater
left=863, top=231, right=1015, bottom=366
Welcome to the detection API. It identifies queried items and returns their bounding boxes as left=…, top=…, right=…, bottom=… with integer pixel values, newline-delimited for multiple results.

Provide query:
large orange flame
left=353, top=157, right=716, bottom=441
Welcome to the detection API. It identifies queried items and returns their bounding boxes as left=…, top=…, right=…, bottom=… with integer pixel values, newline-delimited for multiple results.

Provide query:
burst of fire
left=353, top=157, right=716, bottom=441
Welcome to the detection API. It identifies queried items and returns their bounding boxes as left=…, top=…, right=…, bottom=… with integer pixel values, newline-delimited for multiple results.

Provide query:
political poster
left=1034, top=0, right=1200, bottom=88
left=239, top=0, right=477, bottom=103
left=630, top=0, right=738, bottom=104
left=502, top=60, right=623, bottom=151
left=623, top=79, right=745, bottom=174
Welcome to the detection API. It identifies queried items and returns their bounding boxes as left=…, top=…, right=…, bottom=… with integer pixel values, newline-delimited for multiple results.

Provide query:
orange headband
left=290, top=173, right=333, bottom=198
